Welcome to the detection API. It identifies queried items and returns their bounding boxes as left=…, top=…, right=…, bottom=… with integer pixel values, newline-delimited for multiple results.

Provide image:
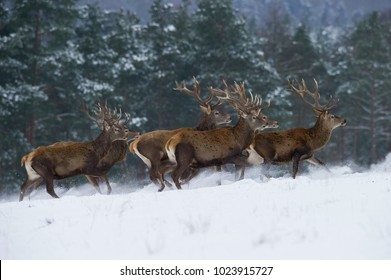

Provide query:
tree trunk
left=369, top=87, right=377, bottom=163
left=26, top=6, right=41, bottom=147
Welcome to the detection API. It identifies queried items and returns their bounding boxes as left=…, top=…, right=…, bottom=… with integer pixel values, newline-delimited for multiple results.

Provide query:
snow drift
left=0, top=159, right=391, bottom=260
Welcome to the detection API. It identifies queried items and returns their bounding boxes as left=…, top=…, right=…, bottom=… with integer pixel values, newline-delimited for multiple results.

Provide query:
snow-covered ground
left=1, top=158, right=391, bottom=260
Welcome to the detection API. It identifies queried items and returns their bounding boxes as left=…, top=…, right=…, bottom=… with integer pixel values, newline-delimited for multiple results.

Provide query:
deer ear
left=200, top=105, right=212, bottom=115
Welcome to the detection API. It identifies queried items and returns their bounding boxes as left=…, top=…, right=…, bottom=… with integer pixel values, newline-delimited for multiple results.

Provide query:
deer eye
left=214, top=111, right=220, bottom=115
left=262, top=116, right=267, bottom=120
left=330, top=115, right=335, bottom=119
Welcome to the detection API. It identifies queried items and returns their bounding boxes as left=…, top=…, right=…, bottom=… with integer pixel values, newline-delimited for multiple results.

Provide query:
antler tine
left=174, top=78, right=214, bottom=107
left=114, top=107, right=122, bottom=124
left=325, top=95, right=338, bottom=111
left=94, top=103, right=106, bottom=119
left=81, top=103, right=100, bottom=125
left=211, top=81, right=264, bottom=114
left=307, top=79, right=321, bottom=108
left=289, top=79, right=325, bottom=110
left=123, top=112, right=131, bottom=125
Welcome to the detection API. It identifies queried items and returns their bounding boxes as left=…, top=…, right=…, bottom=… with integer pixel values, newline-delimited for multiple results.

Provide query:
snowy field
left=1, top=157, right=391, bottom=260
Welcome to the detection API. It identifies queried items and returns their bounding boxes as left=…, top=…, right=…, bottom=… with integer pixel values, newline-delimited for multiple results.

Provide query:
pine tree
left=141, top=0, right=195, bottom=130
left=336, top=12, right=391, bottom=164
left=0, top=0, right=81, bottom=191
left=191, top=0, right=279, bottom=108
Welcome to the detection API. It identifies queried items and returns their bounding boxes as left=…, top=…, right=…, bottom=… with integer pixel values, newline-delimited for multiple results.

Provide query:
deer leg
left=292, top=152, right=302, bottom=179
left=230, top=154, right=248, bottom=181
left=215, top=165, right=222, bottom=186
left=19, top=177, right=43, bottom=202
left=181, top=167, right=200, bottom=184
left=102, top=175, right=112, bottom=195
left=306, top=155, right=324, bottom=166
left=149, top=163, right=167, bottom=192
left=159, top=160, right=175, bottom=187
left=31, top=161, right=59, bottom=199
left=171, top=144, right=194, bottom=190
left=85, top=175, right=103, bottom=194
left=306, top=156, right=331, bottom=172
left=43, top=176, right=59, bottom=199
left=234, top=164, right=245, bottom=181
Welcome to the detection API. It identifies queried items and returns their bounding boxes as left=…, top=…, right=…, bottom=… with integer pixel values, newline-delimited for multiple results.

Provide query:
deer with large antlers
left=248, top=79, right=347, bottom=178
left=165, top=81, right=278, bottom=191
left=82, top=106, right=140, bottom=194
left=129, top=78, right=232, bottom=191
left=19, top=104, right=135, bottom=201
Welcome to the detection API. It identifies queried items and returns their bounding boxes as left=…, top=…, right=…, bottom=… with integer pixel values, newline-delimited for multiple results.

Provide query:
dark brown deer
left=19, top=104, right=131, bottom=201
left=82, top=106, right=140, bottom=195
left=165, top=81, right=278, bottom=191
left=250, top=79, right=347, bottom=178
left=129, top=78, right=231, bottom=191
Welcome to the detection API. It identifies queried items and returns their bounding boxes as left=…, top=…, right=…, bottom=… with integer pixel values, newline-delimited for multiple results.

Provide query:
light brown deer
left=19, top=104, right=131, bottom=201
left=249, top=79, right=347, bottom=178
left=129, top=78, right=231, bottom=191
left=165, top=81, right=278, bottom=190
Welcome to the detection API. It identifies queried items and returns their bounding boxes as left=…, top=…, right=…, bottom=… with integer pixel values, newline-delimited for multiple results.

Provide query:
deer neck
left=309, top=118, right=333, bottom=150
left=195, top=113, right=216, bottom=131
left=232, top=117, right=255, bottom=149
left=91, top=130, right=112, bottom=158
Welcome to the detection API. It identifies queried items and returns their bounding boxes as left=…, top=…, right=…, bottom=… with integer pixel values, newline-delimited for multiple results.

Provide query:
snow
left=164, top=24, right=176, bottom=32
left=1, top=159, right=391, bottom=260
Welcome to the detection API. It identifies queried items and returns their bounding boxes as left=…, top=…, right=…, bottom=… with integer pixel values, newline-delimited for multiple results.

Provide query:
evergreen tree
left=0, top=0, right=80, bottom=192
left=191, top=0, right=279, bottom=111
left=142, top=0, right=195, bottom=130
left=76, top=4, right=116, bottom=104
left=277, top=24, right=329, bottom=128
left=336, top=12, right=391, bottom=164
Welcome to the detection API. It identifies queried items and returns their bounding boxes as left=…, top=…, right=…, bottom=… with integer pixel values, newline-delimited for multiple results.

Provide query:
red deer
left=249, top=79, right=347, bottom=178
left=19, top=104, right=132, bottom=201
left=129, top=78, right=231, bottom=191
left=165, top=81, right=278, bottom=191
left=83, top=107, right=140, bottom=195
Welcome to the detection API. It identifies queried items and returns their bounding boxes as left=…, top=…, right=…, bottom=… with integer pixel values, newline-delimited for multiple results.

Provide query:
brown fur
left=166, top=113, right=277, bottom=190
left=251, top=110, right=347, bottom=178
left=129, top=107, right=231, bottom=191
left=19, top=123, right=129, bottom=201
left=84, top=129, right=139, bottom=194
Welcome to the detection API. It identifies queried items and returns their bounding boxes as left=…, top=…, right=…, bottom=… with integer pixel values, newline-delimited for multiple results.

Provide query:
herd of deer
left=19, top=78, right=347, bottom=201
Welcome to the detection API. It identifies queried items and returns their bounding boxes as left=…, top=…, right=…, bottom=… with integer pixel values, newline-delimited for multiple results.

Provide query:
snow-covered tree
left=336, top=12, right=391, bottom=164
left=0, top=0, right=81, bottom=191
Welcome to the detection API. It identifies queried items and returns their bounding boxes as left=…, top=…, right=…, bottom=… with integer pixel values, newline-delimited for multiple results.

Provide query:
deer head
left=210, top=81, right=278, bottom=131
left=83, top=103, right=139, bottom=141
left=289, top=79, right=346, bottom=130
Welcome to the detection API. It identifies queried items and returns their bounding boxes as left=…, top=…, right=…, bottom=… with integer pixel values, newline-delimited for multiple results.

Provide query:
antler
left=81, top=103, right=107, bottom=127
left=103, top=105, right=131, bottom=125
left=209, top=80, right=265, bottom=116
left=174, top=77, right=219, bottom=110
left=289, top=79, right=337, bottom=111
left=82, top=102, right=131, bottom=128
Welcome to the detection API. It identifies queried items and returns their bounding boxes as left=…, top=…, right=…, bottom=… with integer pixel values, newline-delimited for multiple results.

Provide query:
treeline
left=1, top=0, right=391, bottom=193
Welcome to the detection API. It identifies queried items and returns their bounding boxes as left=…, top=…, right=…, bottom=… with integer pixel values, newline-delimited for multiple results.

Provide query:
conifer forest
left=1, top=0, right=391, bottom=194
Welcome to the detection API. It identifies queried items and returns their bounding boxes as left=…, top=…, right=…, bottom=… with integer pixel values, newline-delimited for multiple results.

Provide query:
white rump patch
left=133, top=145, right=152, bottom=169
left=246, top=145, right=264, bottom=165
left=166, top=144, right=177, bottom=164
left=25, top=160, right=41, bottom=180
